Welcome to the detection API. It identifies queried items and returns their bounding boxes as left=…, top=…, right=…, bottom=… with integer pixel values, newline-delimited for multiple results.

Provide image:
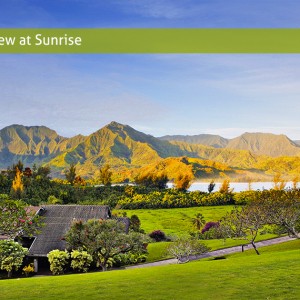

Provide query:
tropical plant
left=47, top=249, right=70, bottom=275
left=191, top=213, right=206, bottom=231
left=65, top=164, right=77, bottom=186
left=70, top=250, right=93, bottom=273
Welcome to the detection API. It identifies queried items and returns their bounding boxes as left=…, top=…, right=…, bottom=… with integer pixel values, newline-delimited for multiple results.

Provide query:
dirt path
left=126, top=236, right=296, bottom=269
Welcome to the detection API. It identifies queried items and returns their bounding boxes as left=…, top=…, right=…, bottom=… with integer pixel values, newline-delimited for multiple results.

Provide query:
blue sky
left=1, top=1, right=300, bottom=139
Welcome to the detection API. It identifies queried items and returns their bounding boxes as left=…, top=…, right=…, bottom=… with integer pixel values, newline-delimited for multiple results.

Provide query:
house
left=26, top=205, right=129, bottom=272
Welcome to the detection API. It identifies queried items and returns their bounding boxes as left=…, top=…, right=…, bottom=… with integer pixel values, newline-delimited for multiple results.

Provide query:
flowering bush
left=0, top=240, right=28, bottom=278
left=149, top=230, right=167, bottom=242
left=201, top=222, right=220, bottom=234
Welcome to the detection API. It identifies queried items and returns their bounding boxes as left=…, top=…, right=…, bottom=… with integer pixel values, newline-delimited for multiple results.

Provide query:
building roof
left=28, top=205, right=112, bottom=257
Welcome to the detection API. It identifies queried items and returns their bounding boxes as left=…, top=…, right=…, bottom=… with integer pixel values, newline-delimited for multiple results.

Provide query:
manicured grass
left=1, top=240, right=299, bottom=300
left=115, top=206, right=234, bottom=236
left=119, top=206, right=278, bottom=262
left=146, top=233, right=278, bottom=262
left=223, top=238, right=300, bottom=259
left=146, top=242, right=172, bottom=262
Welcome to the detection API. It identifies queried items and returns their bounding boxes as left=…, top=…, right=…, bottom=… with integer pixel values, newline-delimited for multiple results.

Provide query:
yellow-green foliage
left=0, top=240, right=28, bottom=277
left=70, top=250, right=93, bottom=273
left=47, top=250, right=69, bottom=275
left=11, top=168, right=24, bottom=199
left=22, top=263, right=35, bottom=277
left=233, top=190, right=258, bottom=205
left=256, top=156, right=300, bottom=176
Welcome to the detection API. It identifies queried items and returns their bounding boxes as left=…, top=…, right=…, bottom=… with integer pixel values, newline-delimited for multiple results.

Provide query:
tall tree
left=273, top=173, right=286, bottom=190
left=135, top=172, right=168, bottom=189
left=208, top=180, right=216, bottom=193
left=11, top=168, right=24, bottom=200
left=99, top=164, right=113, bottom=186
left=219, top=179, right=232, bottom=194
left=253, top=190, right=300, bottom=238
left=220, top=205, right=265, bottom=255
left=65, top=164, right=77, bottom=186
left=174, top=173, right=192, bottom=191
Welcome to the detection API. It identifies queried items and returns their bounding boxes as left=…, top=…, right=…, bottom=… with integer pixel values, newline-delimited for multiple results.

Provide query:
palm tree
left=192, top=213, right=206, bottom=231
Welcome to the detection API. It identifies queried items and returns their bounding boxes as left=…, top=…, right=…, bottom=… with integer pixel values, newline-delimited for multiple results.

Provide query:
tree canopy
left=0, top=200, right=43, bottom=239
left=65, top=218, right=146, bottom=271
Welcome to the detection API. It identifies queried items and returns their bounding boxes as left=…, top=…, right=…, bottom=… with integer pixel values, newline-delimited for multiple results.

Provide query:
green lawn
left=146, top=233, right=278, bottom=262
left=115, top=206, right=234, bottom=236
left=1, top=240, right=299, bottom=300
left=116, top=206, right=278, bottom=262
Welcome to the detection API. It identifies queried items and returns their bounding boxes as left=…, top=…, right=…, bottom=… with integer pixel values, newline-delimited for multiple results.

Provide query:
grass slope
left=146, top=233, right=279, bottom=263
left=117, top=206, right=235, bottom=236
left=1, top=240, right=299, bottom=300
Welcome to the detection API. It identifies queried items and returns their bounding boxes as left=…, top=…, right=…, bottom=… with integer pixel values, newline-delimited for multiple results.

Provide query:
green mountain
left=1, top=122, right=300, bottom=180
left=159, top=134, right=228, bottom=148
left=226, top=132, right=300, bottom=157
left=0, top=124, right=85, bottom=168
left=160, top=132, right=300, bottom=157
left=170, top=141, right=259, bottom=169
left=47, top=121, right=194, bottom=177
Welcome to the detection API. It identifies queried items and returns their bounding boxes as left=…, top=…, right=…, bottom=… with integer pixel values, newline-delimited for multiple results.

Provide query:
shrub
left=233, top=190, right=257, bottom=205
left=22, top=263, right=35, bottom=277
left=47, top=195, right=62, bottom=204
left=47, top=250, right=69, bottom=275
left=70, top=250, right=93, bottom=273
left=197, top=227, right=225, bottom=240
left=201, top=222, right=220, bottom=234
left=113, top=252, right=147, bottom=267
left=167, top=237, right=210, bottom=263
left=129, top=214, right=144, bottom=233
left=0, top=240, right=28, bottom=278
left=149, top=230, right=167, bottom=242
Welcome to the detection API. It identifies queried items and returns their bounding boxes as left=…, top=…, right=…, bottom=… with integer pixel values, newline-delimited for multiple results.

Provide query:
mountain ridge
left=161, top=131, right=300, bottom=157
left=1, top=122, right=300, bottom=180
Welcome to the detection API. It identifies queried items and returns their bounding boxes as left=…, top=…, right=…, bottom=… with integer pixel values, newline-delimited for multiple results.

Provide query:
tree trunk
left=100, top=261, right=107, bottom=272
left=287, top=227, right=299, bottom=239
left=251, top=241, right=260, bottom=255
left=8, top=270, right=12, bottom=278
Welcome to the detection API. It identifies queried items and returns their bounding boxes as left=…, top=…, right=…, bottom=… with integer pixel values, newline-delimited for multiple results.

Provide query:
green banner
left=0, top=29, right=300, bottom=53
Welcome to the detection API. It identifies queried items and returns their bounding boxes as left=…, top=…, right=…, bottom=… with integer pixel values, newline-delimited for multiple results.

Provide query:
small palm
left=192, top=213, right=205, bottom=231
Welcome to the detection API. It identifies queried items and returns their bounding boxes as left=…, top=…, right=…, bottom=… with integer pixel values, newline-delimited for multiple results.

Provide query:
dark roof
left=28, top=205, right=111, bottom=257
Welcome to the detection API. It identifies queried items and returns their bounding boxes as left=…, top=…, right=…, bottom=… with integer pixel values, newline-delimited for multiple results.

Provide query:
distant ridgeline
left=1, top=121, right=300, bottom=181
